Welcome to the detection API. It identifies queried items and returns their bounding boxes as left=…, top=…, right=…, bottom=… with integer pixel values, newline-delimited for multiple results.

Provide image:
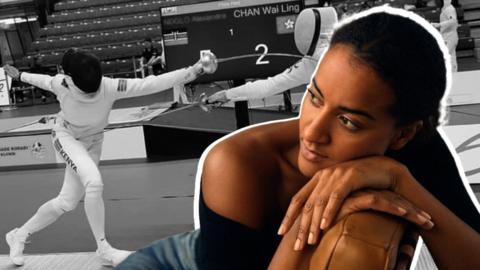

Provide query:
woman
left=3, top=49, right=217, bottom=267
left=117, top=6, right=480, bottom=270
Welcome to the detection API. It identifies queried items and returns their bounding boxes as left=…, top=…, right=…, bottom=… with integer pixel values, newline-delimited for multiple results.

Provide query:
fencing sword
left=2, top=115, right=56, bottom=133
left=215, top=52, right=318, bottom=64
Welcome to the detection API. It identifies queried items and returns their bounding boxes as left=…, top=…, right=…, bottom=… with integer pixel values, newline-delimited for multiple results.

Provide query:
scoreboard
left=161, top=0, right=309, bottom=82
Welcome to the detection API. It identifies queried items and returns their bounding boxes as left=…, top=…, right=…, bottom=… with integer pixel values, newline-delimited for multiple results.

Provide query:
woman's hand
left=298, top=189, right=433, bottom=251
left=277, top=156, right=433, bottom=250
left=3, top=64, right=21, bottom=80
left=335, top=189, right=434, bottom=228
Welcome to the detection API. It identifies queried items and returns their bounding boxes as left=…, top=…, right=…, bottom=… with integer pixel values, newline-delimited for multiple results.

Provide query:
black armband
left=17, top=72, right=23, bottom=82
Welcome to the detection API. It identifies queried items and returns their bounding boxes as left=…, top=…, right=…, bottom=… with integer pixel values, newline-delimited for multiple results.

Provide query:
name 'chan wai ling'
left=233, top=3, right=300, bottom=18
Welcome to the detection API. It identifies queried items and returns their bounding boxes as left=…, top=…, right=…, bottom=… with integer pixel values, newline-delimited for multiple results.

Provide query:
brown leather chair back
left=309, top=211, right=406, bottom=270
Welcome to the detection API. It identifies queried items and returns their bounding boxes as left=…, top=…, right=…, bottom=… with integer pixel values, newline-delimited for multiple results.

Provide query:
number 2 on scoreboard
left=255, top=44, right=270, bottom=65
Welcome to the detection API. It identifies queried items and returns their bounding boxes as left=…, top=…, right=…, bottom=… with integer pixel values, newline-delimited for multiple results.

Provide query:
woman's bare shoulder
left=235, top=118, right=300, bottom=150
left=201, top=118, right=299, bottom=229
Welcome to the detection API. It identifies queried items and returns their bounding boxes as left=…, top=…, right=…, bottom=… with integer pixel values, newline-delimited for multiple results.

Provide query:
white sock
left=20, top=199, right=64, bottom=235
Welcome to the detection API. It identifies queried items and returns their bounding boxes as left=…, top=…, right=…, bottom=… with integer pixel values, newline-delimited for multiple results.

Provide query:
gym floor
left=0, top=87, right=479, bottom=270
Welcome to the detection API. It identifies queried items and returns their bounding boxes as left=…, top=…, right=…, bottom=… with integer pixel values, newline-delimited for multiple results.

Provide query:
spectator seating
left=24, top=0, right=174, bottom=78
left=458, top=23, right=471, bottom=38
left=55, top=0, right=140, bottom=11
left=102, top=58, right=137, bottom=75
left=39, top=11, right=160, bottom=37
left=32, top=24, right=162, bottom=51
left=414, top=7, right=441, bottom=22
left=464, top=2, right=480, bottom=22
left=29, top=39, right=163, bottom=66
left=48, top=0, right=168, bottom=23
left=34, top=43, right=142, bottom=65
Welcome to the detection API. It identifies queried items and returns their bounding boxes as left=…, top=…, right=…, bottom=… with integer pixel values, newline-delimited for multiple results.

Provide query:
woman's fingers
left=278, top=156, right=431, bottom=252
left=308, top=197, right=326, bottom=245
left=295, top=200, right=314, bottom=250
left=301, top=189, right=431, bottom=249
left=296, top=182, right=327, bottom=250
left=278, top=178, right=317, bottom=235
left=280, top=157, right=403, bottom=238
left=390, top=194, right=434, bottom=230
left=340, top=190, right=434, bottom=230
left=320, top=187, right=350, bottom=230
left=277, top=197, right=301, bottom=236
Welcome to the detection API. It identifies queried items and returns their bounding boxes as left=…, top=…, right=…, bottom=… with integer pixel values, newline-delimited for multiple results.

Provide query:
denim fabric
left=115, top=230, right=199, bottom=270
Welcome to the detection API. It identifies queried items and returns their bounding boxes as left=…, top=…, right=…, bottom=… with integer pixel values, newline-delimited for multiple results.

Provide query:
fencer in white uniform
left=207, top=7, right=337, bottom=104
left=3, top=49, right=217, bottom=267
left=433, top=0, right=458, bottom=72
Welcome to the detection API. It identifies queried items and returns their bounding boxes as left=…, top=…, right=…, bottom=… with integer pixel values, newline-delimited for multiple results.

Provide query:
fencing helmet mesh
left=61, top=48, right=102, bottom=93
left=294, top=7, right=338, bottom=56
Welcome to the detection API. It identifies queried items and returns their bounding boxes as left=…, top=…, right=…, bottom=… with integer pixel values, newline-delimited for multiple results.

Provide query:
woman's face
left=298, top=44, right=403, bottom=177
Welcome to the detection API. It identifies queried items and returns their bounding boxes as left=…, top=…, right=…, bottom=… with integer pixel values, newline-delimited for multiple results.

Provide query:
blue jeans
left=115, top=230, right=199, bottom=270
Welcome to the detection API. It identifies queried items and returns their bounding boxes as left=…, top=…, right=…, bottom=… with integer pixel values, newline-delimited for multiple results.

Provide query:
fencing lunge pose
left=3, top=49, right=217, bottom=267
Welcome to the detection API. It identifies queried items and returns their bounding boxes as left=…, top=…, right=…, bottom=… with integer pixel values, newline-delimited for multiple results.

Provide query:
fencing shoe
left=6, top=228, right=29, bottom=266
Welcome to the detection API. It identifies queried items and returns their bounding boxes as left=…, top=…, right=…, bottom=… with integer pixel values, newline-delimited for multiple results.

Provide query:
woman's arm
left=279, top=157, right=480, bottom=269
left=278, top=130, right=480, bottom=268
left=277, top=156, right=433, bottom=249
left=394, top=167, right=480, bottom=269
left=268, top=216, right=315, bottom=270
